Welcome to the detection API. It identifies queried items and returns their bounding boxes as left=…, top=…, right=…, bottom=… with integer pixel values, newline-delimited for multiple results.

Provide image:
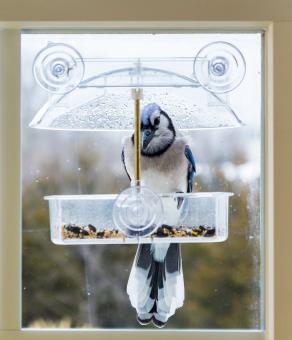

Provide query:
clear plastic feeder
left=45, top=192, right=233, bottom=245
left=33, top=41, right=241, bottom=246
left=30, top=41, right=245, bottom=131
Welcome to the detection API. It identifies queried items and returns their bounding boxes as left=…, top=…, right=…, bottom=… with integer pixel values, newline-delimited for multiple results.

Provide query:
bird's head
left=139, top=103, right=176, bottom=157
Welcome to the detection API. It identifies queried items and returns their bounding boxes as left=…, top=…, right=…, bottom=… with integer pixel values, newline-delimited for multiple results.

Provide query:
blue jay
left=122, top=103, right=196, bottom=328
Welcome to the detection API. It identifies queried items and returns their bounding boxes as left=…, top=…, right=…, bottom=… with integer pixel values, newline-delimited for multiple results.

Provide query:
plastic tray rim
left=44, top=192, right=234, bottom=200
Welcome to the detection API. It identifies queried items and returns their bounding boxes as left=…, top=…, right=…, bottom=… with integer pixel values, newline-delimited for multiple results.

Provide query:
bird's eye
left=145, top=130, right=151, bottom=136
left=154, top=117, right=160, bottom=126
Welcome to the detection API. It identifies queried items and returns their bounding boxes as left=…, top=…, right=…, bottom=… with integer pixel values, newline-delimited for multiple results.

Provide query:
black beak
left=142, top=130, right=155, bottom=150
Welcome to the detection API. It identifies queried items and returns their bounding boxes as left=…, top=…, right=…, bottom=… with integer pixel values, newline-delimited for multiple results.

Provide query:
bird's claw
left=175, top=191, right=184, bottom=209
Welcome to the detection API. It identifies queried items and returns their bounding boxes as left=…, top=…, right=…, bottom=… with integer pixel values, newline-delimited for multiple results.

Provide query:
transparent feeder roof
left=30, top=43, right=246, bottom=131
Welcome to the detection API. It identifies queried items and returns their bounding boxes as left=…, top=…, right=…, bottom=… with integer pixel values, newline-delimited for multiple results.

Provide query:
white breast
left=123, top=137, right=189, bottom=194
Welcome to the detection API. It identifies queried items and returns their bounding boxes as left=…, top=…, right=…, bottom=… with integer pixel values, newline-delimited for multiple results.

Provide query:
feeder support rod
left=132, top=88, right=143, bottom=186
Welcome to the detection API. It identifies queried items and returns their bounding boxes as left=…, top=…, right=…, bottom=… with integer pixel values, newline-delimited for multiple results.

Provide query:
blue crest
left=141, top=103, right=160, bottom=124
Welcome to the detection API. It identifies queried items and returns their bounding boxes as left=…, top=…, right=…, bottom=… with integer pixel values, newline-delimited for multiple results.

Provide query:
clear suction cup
left=193, top=41, right=246, bottom=93
left=113, top=186, right=164, bottom=237
left=33, top=42, right=85, bottom=94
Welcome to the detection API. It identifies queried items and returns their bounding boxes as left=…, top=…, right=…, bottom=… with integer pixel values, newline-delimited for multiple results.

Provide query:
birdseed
left=61, top=223, right=216, bottom=240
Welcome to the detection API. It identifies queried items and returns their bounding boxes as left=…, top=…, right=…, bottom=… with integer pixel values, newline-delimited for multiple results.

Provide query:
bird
left=121, top=103, right=196, bottom=328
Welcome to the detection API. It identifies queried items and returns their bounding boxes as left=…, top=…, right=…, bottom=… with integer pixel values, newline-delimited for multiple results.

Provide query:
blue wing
left=184, top=145, right=196, bottom=193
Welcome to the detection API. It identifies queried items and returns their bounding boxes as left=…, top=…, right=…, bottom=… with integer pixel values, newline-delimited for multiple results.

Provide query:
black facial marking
left=154, top=116, right=160, bottom=126
left=160, top=110, right=176, bottom=139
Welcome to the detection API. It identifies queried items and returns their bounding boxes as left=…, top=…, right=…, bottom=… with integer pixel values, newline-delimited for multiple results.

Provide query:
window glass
left=21, top=32, right=263, bottom=329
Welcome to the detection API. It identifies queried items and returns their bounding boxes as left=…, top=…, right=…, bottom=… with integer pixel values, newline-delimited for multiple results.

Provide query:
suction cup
left=194, top=41, right=246, bottom=93
left=33, top=42, right=85, bottom=94
left=113, top=186, right=163, bottom=238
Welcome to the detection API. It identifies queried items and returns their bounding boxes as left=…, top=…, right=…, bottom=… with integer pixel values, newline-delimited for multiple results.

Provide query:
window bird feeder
left=31, top=41, right=245, bottom=244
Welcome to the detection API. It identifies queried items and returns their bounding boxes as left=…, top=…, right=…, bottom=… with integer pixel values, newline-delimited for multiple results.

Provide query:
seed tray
left=45, top=192, right=232, bottom=245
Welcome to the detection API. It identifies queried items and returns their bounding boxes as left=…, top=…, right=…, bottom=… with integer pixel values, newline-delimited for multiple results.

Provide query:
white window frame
left=0, top=21, right=274, bottom=340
